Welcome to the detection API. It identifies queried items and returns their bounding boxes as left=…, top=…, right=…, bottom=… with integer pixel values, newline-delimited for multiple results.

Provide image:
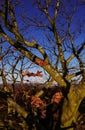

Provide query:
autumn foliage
left=51, top=92, right=63, bottom=104
left=22, top=70, right=43, bottom=77
left=36, top=59, right=47, bottom=66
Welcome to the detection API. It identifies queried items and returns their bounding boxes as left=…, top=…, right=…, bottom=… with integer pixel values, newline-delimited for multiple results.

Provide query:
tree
left=0, top=39, right=12, bottom=89
left=0, top=0, right=85, bottom=129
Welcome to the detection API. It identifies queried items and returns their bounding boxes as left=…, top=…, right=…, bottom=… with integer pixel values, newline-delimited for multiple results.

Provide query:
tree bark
left=60, top=82, right=85, bottom=129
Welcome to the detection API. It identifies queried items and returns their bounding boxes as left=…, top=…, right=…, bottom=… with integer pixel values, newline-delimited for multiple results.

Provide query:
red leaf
left=35, top=71, right=43, bottom=77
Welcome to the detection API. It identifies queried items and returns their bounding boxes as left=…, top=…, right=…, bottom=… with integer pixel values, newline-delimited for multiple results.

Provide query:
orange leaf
left=22, top=71, right=29, bottom=76
left=31, top=96, right=46, bottom=109
left=36, top=59, right=47, bottom=66
left=51, top=92, right=63, bottom=103
left=22, top=71, right=43, bottom=77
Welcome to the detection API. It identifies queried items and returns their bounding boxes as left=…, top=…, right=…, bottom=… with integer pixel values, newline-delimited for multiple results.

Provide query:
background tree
left=0, top=39, right=12, bottom=89
left=0, top=0, right=85, bottom=129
